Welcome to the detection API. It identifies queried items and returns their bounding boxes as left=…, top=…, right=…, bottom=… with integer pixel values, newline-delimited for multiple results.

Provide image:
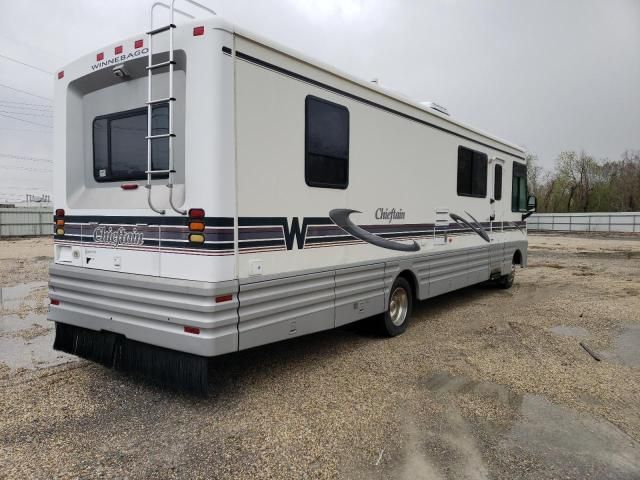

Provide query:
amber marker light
left=189, top=221, right=205, bottom=232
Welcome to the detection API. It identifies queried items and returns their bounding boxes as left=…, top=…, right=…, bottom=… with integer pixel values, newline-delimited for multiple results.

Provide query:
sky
left=0, top=0, right=639, bottom=203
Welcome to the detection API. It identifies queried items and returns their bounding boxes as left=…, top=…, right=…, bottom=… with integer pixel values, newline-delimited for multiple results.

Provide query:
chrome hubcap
left=389, top=287, right=409, bottom=326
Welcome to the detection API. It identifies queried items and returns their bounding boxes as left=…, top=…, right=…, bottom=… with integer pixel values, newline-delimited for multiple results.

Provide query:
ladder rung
left=146, top=60, right=176, bottom=71
left=147, top=24, right=176, bottom=35
left=146, top=133, right=176, bottom=140
left=147, top=97, right=176, bottom=106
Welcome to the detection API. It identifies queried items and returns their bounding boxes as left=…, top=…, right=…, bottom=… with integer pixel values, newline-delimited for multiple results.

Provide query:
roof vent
left=420, top=101, right=450, bottom=116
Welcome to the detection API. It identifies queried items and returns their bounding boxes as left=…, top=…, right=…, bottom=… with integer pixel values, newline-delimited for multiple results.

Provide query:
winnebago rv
left=49, top=2, right=536, bottom=393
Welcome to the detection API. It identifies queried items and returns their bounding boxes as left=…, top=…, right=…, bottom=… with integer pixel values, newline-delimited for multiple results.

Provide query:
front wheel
left=498, top=262, right=516, bottom=289
left=380, top=277, right=413, bottom=336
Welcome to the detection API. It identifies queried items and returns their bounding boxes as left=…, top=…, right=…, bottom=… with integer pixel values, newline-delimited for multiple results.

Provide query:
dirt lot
left=1, top=234, right=639, bottom=479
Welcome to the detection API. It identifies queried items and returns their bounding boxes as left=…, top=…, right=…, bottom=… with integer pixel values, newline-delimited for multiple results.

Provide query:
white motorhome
left=49, top=3, right=535, bottom=393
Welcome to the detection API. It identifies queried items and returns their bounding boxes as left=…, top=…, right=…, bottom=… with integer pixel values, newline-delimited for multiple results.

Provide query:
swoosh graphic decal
left=449, top=212, right=491, bottom=243
left=329, top=209, right=420, bottom=252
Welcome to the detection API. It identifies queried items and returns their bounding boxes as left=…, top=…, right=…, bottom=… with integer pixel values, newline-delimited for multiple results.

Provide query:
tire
left=498, top=262, right=516, bottom=289
left=380, top=277, right=413, bottom=336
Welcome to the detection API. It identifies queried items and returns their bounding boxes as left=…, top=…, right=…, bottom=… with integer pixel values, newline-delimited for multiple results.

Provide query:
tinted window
left=494, top=164, right=502, bottom=200
left=511, top=162, right=528, bottom=211
left=93, top=106, right=169, bottom=182
left=457, top=146, right=487, bottom=197
left=305, top=96, right=349, bottom=189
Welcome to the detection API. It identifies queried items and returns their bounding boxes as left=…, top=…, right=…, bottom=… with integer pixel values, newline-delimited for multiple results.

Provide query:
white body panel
left=50, top=17, right=528, bottom=357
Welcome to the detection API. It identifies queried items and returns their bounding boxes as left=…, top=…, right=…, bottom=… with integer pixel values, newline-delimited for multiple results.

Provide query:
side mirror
left=522, top=195, right=537, bottom=220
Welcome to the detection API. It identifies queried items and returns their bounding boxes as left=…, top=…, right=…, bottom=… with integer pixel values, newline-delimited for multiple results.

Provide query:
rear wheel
left=380, top=277, right=413, bottom=336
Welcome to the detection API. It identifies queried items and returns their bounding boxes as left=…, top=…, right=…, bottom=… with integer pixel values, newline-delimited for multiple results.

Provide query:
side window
left=511, top=162, right=528, bottom=211
left=305, top=95, right=349, bottom=189
left=494, top=164, right=502, bottom=200
left=457, top=146, right=487, bottom=197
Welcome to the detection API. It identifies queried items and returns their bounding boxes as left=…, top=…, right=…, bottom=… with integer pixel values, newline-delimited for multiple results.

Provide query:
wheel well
left=397, top=270, right=418, bottom=300
left=513, top=250, right=523, bottom=266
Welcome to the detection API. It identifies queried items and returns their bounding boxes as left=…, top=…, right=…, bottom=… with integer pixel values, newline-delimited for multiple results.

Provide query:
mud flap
left=53, top=322, right=208, bottom=395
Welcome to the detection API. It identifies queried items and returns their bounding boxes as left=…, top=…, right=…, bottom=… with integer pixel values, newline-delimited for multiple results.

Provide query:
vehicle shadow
left=203, top=281, right=501, bottom=400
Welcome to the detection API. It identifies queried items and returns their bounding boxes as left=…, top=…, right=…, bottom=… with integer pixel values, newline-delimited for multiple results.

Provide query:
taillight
left=193, top=26, right=205, bottom=36
left=184, top=326, right=200, bottom=335
left=57, top=71, right=64, bottom=80
left=189, top=221, right=205, bottom=232
left=54, top=209, right=65, bottom=236
left=188, top=208, right=205, bottom=219
left=120, top=183, right=139, bottom=190
left=50, top=299, right=60, bottom=306
left=188, top=208, right=206, bottom=244
left=188, top=233, right=205, bottom=244
left=215, top=294, right=233, bottom=303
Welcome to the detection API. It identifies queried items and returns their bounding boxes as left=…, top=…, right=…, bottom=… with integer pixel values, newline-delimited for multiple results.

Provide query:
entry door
left=489, top=160, right=505, bottom=273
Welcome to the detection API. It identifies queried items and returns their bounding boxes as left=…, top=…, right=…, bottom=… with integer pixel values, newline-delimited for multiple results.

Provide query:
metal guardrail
left=0, top=207, right=53, bottom=237
left=527, top=212, right=640, bottom=233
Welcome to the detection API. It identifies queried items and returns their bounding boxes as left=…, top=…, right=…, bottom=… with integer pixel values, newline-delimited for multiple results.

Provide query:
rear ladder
left=145, top=0, right=216, bottom=214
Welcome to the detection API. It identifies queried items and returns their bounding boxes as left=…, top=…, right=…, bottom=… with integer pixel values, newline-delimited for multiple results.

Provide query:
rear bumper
left=48, top=264, right=238, bottom=357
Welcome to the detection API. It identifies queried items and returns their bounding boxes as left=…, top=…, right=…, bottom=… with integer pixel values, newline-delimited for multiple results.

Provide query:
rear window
left=92, top=106, right=169, bottom=182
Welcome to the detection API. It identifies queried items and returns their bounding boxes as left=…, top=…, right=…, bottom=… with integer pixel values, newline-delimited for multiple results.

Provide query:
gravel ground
left=1, top=234, right=639, bottom=479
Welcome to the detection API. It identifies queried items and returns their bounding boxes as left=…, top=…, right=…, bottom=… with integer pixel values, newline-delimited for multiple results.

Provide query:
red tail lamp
left=193, top=26, right=205, bottom=36
left=184, top=326, right=200, bottom=335
left=215, top=294, right=233, bottom=303
left=188, top=208, right=205, bottom=219
left=57, top=71, right=64, bottom=80
left=120, top=183, right=139, bottom=190
left=50, top=299, right=60, bottom=306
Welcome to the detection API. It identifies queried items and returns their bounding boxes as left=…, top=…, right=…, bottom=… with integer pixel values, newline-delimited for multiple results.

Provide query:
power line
left=0, top=153, right=52, bottom=162
left=0, top=99, right=51, bottom=108
left=0, top=113, right=52, bottom=128
left=0, top=109, right=52, bottom=118
left=2, top=164, right=51, bottom=172
left=0, top=83, right=51, bottom=101
left=0, top=53, right=52, bottom=75
left=0, top=127, right=52, bottom=134
left=0, top=106, right=53, bottom=114
left=0, top=103, right=52, bottom=112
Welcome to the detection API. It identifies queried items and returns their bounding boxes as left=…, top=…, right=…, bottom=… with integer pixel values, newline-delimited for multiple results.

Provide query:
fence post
left=608, top=215, right=611, bottom=233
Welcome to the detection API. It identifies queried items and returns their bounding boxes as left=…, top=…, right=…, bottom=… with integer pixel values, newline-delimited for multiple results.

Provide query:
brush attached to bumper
left=53, top=322, right=208, bottom=394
